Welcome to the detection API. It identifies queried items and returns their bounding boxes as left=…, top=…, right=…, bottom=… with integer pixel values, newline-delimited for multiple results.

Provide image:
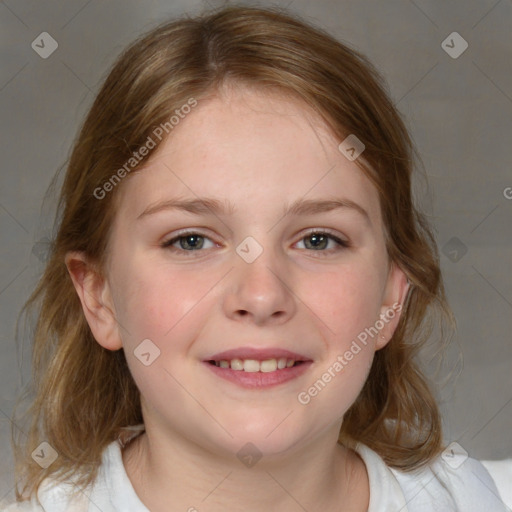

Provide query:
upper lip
left=205, top=347, right=312, bottom=362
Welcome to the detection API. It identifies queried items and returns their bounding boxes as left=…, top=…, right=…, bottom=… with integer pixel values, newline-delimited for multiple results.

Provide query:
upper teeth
left=214, top=358, right=296, bottom=372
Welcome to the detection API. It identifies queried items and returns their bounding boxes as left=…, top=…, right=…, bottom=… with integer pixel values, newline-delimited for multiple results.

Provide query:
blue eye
left=161, top=229, right=350, bottom=256
left=296, top=231, right=349, bottom=252
left=161, top=233, right=215, bottom=252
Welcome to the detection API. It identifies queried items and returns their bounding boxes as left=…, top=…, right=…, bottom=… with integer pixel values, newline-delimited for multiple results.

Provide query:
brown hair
left=13, top=4, right=454, bottom=499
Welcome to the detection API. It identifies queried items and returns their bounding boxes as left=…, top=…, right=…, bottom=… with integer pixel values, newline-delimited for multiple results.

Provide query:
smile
left=204, top=358, right=312, bottom=389
left=208, top=357, right=301, bottom=372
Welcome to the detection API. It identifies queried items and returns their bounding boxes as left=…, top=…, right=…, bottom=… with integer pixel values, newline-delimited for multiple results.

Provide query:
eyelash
left=160, top=228, right=350, bottom=257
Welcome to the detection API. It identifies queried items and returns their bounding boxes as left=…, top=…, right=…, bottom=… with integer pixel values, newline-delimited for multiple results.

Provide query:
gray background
left=1, top=0, right=511, bottom=501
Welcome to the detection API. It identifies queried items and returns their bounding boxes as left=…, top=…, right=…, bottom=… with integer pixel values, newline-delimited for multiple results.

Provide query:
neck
left=122, top=425, right=369, bottom=512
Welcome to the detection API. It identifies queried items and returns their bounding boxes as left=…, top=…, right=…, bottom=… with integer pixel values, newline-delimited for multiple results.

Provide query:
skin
left=66, top=84, right=409, bottom=511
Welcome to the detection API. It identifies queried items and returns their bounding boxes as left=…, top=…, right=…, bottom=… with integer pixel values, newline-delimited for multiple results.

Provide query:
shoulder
left=0, top=441, right=124, bottom=512
left=481, top=458, right=512, bottom=509
left=392, top=451, right=512, bottom=511
left=354, top=442, right=512, bottom=512
left=0, top=480, right=90, bottom=512
left=0, top=501, right=43, bottom=512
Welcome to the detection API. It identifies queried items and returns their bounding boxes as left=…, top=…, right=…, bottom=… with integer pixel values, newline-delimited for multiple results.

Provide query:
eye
left=295, top=229, right=350, bottom=254
left=161, top=229, right=350, bottom=256
left=161, top=231, right=216, bottom=254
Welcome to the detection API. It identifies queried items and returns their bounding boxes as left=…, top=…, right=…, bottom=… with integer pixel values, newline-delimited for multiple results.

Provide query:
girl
left=6, top=5, right=511, bottom=511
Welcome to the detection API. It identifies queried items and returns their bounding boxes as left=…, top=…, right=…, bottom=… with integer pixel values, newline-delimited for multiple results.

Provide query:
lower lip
left=203, top=361, right=313, bottom=389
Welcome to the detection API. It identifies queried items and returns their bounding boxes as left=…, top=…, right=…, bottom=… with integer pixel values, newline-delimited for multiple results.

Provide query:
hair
left=13, top=3, right=455, bottom=500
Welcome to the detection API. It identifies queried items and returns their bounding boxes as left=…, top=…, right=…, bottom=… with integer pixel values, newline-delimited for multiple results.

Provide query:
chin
left=220, top=418, right=306, bottom=457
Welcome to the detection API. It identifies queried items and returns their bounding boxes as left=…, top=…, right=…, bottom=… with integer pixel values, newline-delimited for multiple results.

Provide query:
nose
left=222, top=247, right=297, bottom=326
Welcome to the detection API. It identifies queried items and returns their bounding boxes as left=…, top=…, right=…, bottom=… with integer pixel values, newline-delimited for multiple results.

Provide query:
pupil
left=182, top=235, right=203, bottom=250
left=307, top=233, right=326, bottom=250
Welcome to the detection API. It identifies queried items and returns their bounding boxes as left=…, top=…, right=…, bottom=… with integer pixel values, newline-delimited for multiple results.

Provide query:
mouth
left=206, top=357, right=306, bottom=372
left=203, top=348, right=313, bottom=389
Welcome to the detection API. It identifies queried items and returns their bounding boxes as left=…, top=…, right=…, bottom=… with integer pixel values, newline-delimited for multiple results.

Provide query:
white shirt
left=3, top=440, right=511, bottom=511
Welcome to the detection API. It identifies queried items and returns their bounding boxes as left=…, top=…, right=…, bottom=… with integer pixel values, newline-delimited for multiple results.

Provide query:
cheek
left=112, top=261, right=218, bottom=348
left=297, top=268, right=379, bottom=417
left=305, top=262, right=385, bottom=348
left=111, top=264, right=211, bottom=398
left=296, top=260, right=386, bottom=416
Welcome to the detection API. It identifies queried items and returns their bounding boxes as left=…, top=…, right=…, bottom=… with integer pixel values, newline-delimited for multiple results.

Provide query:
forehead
left=115, top=86, right=382, bottom=227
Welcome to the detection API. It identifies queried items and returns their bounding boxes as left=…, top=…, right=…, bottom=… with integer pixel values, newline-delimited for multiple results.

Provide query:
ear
left=375, top=262, right=411, bottom=350
left=65, top=251, right=123, bottom=351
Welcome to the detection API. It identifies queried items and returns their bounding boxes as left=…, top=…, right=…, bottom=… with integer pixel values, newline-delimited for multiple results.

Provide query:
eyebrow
left=137, top=196, right=371, bottom=225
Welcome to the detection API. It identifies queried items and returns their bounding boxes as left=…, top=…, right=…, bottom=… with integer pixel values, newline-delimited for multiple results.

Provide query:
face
left=71, top=86, right=408, bottom=460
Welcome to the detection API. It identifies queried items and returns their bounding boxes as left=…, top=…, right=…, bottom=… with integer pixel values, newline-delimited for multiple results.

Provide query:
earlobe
left=65, top=251, right=123, bottom=351
left=375, top=263, right=411, bottom=350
